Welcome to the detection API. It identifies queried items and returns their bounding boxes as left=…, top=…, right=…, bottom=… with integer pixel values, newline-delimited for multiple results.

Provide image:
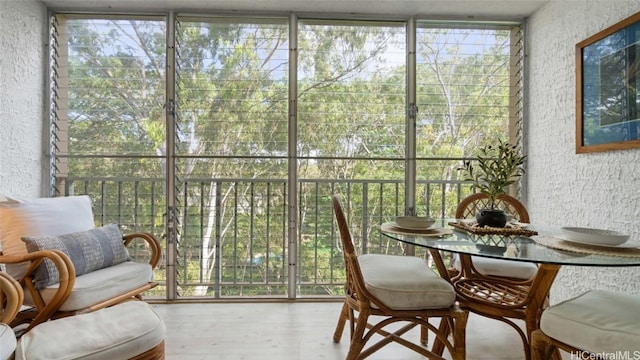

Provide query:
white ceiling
left=40, top=0, right=550, bottom=19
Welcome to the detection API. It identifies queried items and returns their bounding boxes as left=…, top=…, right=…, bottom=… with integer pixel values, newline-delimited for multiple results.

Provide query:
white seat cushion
left=452, top=254, right=537, bottom=280
left=15, top=301, right=165, bottom=360
left=358, top=254, right=455, bottom=310
left=541, top=289, right=640, bottom=353
left=23, top=261, right=154, bottom=311
left=468, top=256, right=537, bottom=280
left=0, top=323, right=16, bottom=360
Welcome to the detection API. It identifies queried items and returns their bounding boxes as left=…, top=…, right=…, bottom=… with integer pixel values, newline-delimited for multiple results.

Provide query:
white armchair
left=0, top=195, right=161, bottom=332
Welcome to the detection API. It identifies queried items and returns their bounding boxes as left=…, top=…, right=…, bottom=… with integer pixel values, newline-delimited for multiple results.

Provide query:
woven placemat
left=448, top=221, right=538, bottom=236
left=379, top=222, right=453, bottom=237
left=532, top=236, right=640, bottom=257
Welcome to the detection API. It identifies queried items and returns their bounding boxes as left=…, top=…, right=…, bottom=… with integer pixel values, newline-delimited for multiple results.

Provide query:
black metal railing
left=66, top=177, right=475, bottom=299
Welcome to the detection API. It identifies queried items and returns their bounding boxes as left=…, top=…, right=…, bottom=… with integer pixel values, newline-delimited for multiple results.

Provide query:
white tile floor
left=151, top=301, right=556, bottom=360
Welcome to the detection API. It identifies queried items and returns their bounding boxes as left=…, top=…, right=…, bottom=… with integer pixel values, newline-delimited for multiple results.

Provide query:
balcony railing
left=66, top=177, right=475, bottom=300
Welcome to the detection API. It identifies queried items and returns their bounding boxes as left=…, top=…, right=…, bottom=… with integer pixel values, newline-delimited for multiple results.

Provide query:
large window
left=174, top=17, right=290, bottom=297
left=415, top=23, right=524, bottom=215
left=50, top=13, right=523, bottom=300
left=50, top=15, right=168, bottom=292
left=296, top=20, right=408, bottom=295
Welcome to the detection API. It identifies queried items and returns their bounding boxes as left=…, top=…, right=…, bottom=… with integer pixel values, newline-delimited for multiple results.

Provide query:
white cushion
left=0, top=196, right=95, bottom=279
left=0, top=323, right=16, bottom=360
left=358, top=254, right=455, bottom=310
left=23, top=261, right=154, bottom=312
left=469, top=256, right=537, bottom=280
left=541, top=290, right=640, bottom=353
left=452, top=255, right=537, bottom=280
left=15, top=301, right=165, bottom=360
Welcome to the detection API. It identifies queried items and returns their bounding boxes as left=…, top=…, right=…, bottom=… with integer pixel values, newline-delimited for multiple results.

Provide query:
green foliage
left=54, top=16, right=520, bottom=297
left=461, top=139, right=526, bottom=209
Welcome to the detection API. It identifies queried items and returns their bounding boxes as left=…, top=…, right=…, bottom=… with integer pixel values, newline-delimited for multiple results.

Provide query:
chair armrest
left=0, top=249, right=75, bottom=331
left=123, top=232, right=162, bottom=269
left=0, top=272, right=24, bottom=324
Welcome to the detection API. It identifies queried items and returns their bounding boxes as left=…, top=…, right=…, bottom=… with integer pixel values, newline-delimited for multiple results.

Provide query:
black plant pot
left=476, top=209, right=507, bottom=228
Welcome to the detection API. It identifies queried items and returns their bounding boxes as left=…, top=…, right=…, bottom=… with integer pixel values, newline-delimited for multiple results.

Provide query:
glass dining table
left=378, top=219, right=640, bottom=360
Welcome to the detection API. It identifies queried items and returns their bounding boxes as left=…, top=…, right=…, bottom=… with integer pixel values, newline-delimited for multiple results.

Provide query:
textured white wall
left=0, top=0, right=46, bottom=198
left=526, top=0, right=640, bottom=301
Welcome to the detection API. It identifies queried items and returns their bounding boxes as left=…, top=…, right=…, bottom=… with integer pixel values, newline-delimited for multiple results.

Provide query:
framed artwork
left=576, top=12, right=640, bottom=153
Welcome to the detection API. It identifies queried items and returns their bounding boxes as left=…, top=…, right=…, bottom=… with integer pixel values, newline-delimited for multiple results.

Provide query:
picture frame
left=576, top=12, right=640, bottom=153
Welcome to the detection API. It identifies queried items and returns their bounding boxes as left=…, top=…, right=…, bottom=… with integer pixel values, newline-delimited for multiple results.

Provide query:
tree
left=415, top=28, right=515, bottom=215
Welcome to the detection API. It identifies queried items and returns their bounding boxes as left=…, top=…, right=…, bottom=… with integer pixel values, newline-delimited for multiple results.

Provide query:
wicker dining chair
left=331, top=195, right=467, bottom=360
left=452, top=193, right=538, bottom=283
left=453, top=193, right=544, bottom=360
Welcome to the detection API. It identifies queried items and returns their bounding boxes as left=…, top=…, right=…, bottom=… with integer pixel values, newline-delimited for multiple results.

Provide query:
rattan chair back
left=332, top=195, right=391, bottom=312
left=456, top=193, right=530, bottom=223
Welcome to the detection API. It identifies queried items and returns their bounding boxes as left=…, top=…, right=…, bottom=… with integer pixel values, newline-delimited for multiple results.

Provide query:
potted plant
left=461, top=139, right=527, bottom=227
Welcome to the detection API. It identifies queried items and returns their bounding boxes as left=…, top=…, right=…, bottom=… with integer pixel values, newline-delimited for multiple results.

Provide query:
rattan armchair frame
left=0, top=232, right=161, bottom=333
left=0, top=249, right=75, bottom=332
left=1, top=272, right=23, bottom=325
left=331, top=195, right=467, bottom=360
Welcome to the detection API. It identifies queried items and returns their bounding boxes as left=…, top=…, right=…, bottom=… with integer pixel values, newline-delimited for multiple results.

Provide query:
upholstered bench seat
left=15, top=301, right=165, bottom=360
left=358, top=253, right=456, bottom=310
left=540, top=289, right=640, bottom=354
left=24, top=261, right=154, bottom=312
